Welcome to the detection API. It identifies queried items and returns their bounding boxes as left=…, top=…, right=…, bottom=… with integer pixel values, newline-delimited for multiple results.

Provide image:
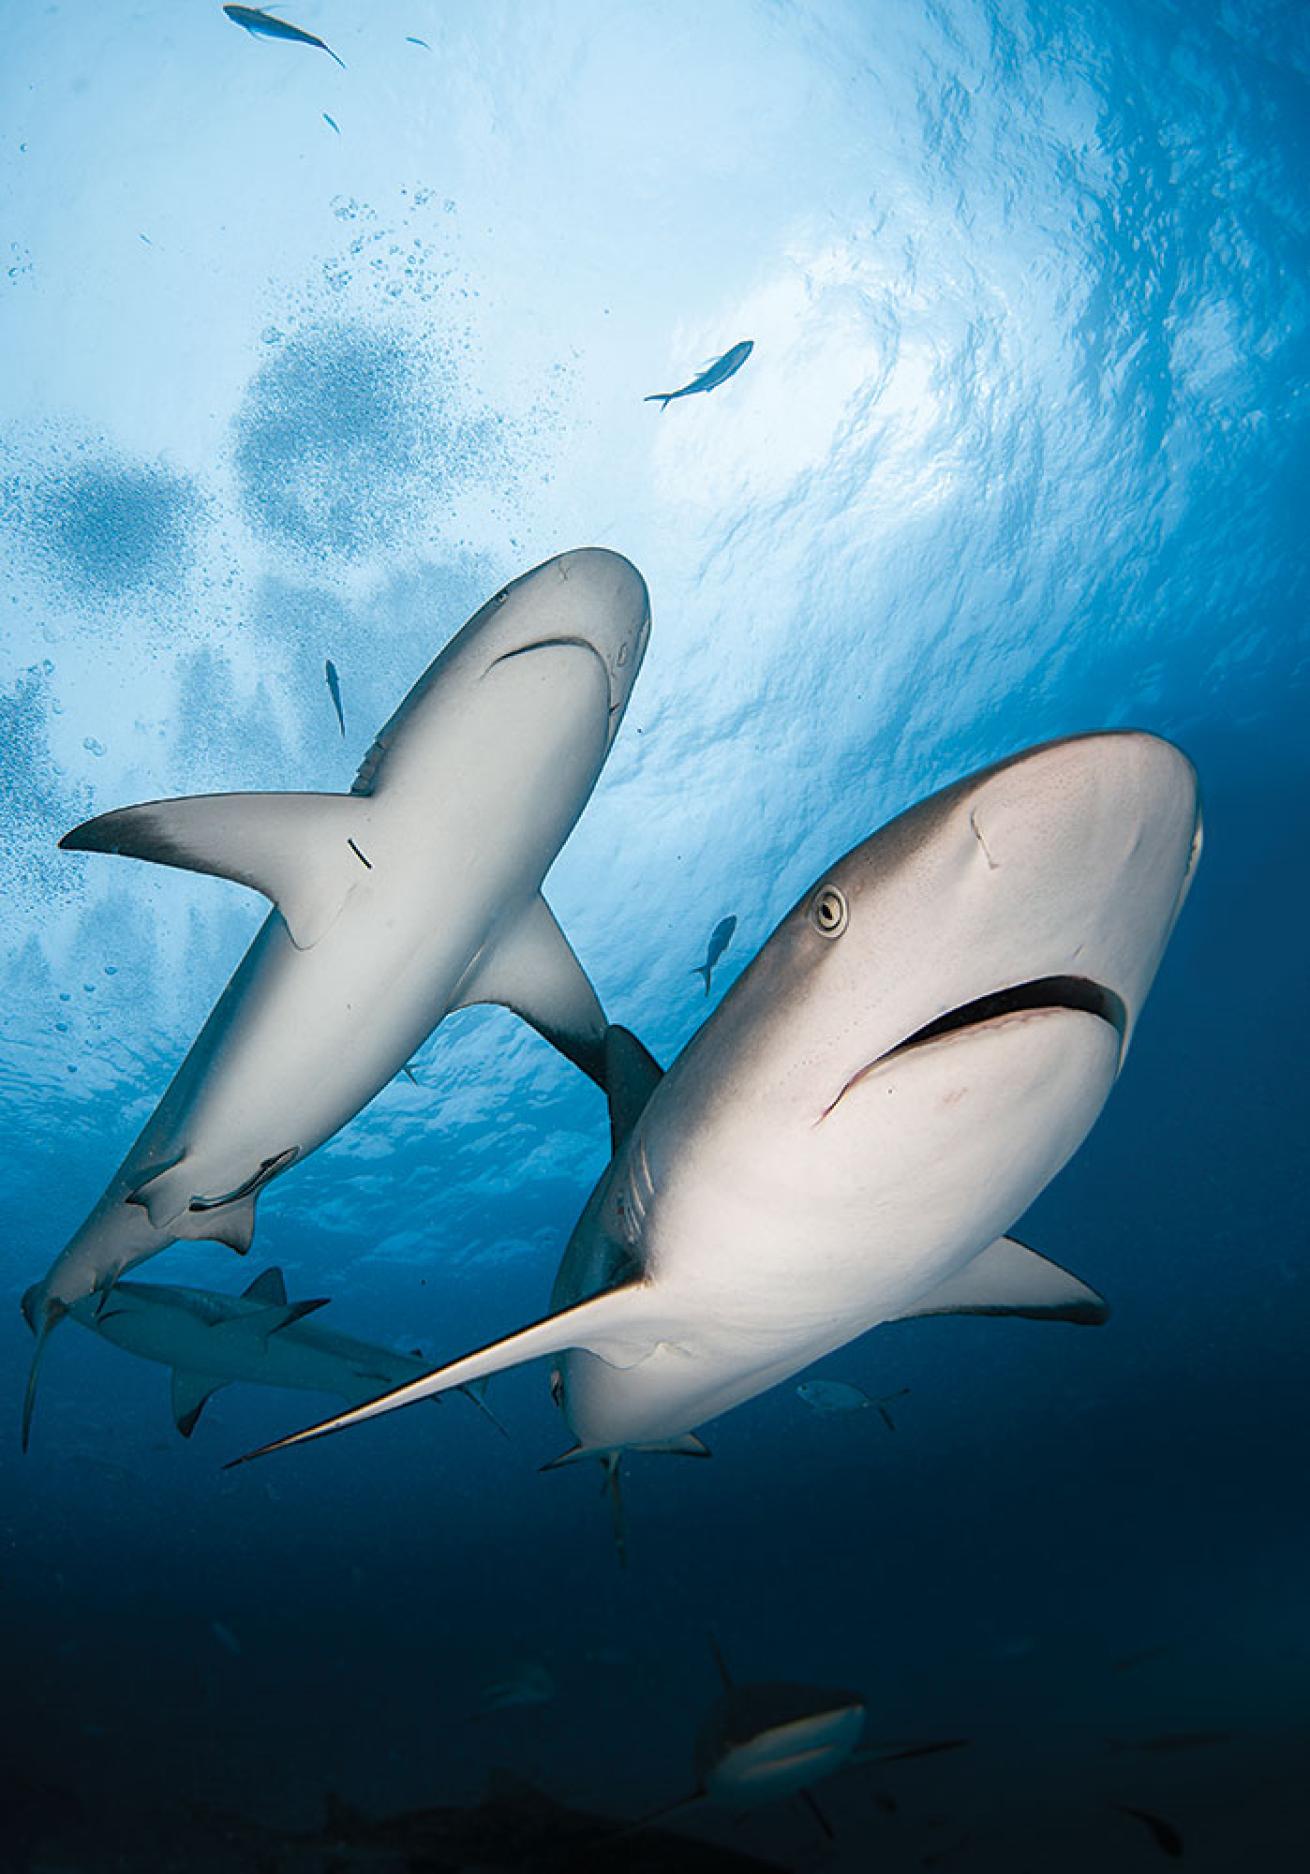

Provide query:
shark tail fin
left=21, top=1295, right=67, bottom=1452
left=226, top=1282, right=662, bottom=1468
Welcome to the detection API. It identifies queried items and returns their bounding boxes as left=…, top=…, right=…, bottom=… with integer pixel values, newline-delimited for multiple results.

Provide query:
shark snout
left=526, top=548, right=650, bottom=720
left=961, top=731, right=1200, bottom=1045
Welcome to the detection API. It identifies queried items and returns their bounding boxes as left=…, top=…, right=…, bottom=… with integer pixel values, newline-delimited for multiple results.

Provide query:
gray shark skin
left=645, top=340, right=754, bottom=409
left=63, top=1266, right=497, bottom=1440
left=22, top=548, right=650, bottom=1447
left=231, top=731, right=1200, bottom=1478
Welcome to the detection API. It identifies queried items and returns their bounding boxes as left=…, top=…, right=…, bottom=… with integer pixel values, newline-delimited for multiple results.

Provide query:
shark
left=686, top=1639, right=866, bottom=1838
left=64, top=1266, right=504, bottom=1440
left=231, top=731, right=1201, bottom=1495
left=22, top=547, right=650, bottom=1447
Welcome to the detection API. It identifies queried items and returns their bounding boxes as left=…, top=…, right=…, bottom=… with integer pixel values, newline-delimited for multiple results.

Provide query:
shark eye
left=811, top=886, right=848, bottom=938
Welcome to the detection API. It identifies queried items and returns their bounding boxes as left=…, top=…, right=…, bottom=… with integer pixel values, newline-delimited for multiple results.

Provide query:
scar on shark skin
left=347, top=838, right=373, bottom=870
left=969, top=809, right=999, bottom=869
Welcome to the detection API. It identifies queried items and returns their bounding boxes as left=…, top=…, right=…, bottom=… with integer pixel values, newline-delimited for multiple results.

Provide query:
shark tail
left=21, top=1295, right=68, bottom=1453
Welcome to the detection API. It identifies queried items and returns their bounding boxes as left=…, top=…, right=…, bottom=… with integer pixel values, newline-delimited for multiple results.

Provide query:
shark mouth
left=887, top=975, right=1127, bottom=1060
left=820, top=976, right=1126, bottom=1122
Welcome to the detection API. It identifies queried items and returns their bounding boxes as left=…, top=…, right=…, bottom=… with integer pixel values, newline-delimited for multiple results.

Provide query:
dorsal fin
left=242, top=1267, right=288, bottom=1307
left=605, top=1026, right=664, bottom=1152
left=709, top=1630, right=734, bottom=1690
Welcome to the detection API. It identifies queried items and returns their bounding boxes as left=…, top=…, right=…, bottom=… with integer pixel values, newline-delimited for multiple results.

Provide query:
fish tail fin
left=643, top=394, right=672, bottom=410
left=21, top=1296, right=68, bottom=1453
left=691, top=964, right=711, bottom=994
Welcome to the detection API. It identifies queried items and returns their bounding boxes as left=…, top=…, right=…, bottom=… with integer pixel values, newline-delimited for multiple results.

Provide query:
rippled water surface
left=2, top=3, right=1307, bottom=1869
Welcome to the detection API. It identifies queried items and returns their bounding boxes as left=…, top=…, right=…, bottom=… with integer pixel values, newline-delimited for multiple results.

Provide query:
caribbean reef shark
left=65, top=1266, right=503, bottom=1440
left=641, top=1638, right=866, bottom=1843
left=22, top=548, right=649, bottom=1447
left=232, top=731, right=1200, bottom=1491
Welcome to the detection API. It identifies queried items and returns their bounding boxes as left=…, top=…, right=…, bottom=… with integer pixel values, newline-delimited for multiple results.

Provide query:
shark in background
left=645, top=1637, right=867, bottom=1842
left=22, top=548, right=650, bottom=1448
left=65, top=1266, right=506, bottom=1440
left=233, top=733, right=1201, bottom=1525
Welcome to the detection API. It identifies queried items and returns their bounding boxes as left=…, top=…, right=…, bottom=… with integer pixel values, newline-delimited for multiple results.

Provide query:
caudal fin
left=690, top=964, right=711, bottom=995
left=643, top=393, right=673, bottom=410
left=21, top=1297, right=67, bottom=1453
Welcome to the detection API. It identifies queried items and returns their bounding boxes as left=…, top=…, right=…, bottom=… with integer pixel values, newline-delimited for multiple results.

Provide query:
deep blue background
left=1, top=2, right=1307, bottom=1868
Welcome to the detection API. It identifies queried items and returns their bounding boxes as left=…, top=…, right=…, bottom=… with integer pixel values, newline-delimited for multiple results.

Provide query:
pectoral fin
left=227, top=1283, right=662, bottom=1467
left=892, top=1236, right=1109, bottom=1326
left=455, top=893, right=607, bottom=1086
left=171, top=1368, right=230, bottom=1439
left=60, top=792, right=370, bottom=950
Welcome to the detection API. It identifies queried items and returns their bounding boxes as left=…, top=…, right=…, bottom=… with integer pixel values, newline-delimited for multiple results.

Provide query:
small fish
left=406, top=35, right=431, bottom=49
left=138, top=233, right=153, bottom=246
left=322, top=112, right=340, bottom=134
left=645, top=339, right=753, bottom=410
left=1108, top=1732, right=1229, bottom=1754
left=325, top=658, right=346, bottom=736
left=211, top=1620, right=242, bottom=1657
left=222, top=6, right=346, bottom=69
left=797, top=1380, right=911, bottom=1431
left=1114, top=1806, right=1184, bottom=1859
left=692, top=915, right=737, bottom=996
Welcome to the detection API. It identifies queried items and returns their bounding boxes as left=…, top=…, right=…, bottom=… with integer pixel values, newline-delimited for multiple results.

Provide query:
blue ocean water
left=1, top=2, right=1306, bottom=1869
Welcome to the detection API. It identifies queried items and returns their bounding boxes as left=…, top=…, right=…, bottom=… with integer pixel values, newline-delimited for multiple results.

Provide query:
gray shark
left=231, top=731, right=1200, bottom=1486
left=628, top=1640, right=865, bottom=1846
left=22, top=548, right=650, bottom=1447
left=64, top=1266, right=503, bottom=1440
